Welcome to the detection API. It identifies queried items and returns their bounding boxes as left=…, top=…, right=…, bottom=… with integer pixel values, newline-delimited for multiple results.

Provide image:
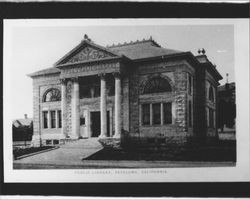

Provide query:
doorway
left=90, top=111, right=110, bottom=137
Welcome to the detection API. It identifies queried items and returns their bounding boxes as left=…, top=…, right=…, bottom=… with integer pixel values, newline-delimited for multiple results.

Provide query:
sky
left=4, top=19, right=235, bottom=120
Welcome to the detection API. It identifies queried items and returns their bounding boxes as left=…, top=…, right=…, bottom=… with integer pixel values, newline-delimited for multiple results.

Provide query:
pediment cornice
left=54, top=39, right=124, bottom=67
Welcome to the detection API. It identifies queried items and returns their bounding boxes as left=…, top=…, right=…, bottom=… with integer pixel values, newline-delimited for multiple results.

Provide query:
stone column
left=71, top=77, right=80, bottom=139
left=61, top=79, right=67, bottom=136
left=114, top=72, right=122, bottom=138
left=99, top=74, right=107, bottom=138
left=109, top=108, right=113, bottom=137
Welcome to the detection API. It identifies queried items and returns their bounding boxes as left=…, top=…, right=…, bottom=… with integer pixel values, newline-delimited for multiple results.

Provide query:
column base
left=70, top=135, right=80, bottom=139
left=98, top=134, right=107, bottom=138
left=113, top=134, right=121, bottom=138
left=98, top=137, right=121, bottom=149
left=31, top=135, right=42, bottom=147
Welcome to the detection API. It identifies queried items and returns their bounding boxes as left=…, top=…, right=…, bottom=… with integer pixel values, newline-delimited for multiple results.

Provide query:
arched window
left=43, top=88, right=61, bottom=102
left=143, top=77, right=172, bottom=94
left=209, top=86, right=214, bottom=102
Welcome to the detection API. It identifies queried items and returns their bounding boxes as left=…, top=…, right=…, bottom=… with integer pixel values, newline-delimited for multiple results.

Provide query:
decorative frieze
left=65, top=46, right=113, bottom=64
left=60, top=62, right=120, bottom=78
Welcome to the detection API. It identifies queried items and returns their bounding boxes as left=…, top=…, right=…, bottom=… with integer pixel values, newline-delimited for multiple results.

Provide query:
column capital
left=71, top=77, right=79, bottom=83
left=98, top=73, right=107, bottom=80
left=60, top=78, right=67, bottom=85
left=112, top=72, right=121, bottom=78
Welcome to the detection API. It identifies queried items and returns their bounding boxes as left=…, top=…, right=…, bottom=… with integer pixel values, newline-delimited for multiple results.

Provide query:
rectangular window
left=188, top=74, right=192, bottom=95
left=43, top=111, right=48, bottom=129
left=163, top=102, right=172, bottom=124
left=80, top=117, right=86, bottom=125
left=189, top=101, right=192, bottom=127
left=51, top=111, right=56, bottom=128
left=209, top=108, right=214, bottom=128
left=58, top=110, right=62, bottom=128
left=152, top=103, right=161, bottom=125
left=142, top=104, right=150, bottom=125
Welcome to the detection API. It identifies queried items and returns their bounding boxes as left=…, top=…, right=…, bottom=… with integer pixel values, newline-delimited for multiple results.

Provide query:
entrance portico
left=53, top=38, right=127, bottom=139
left=59, top=69, right=123, bottom=139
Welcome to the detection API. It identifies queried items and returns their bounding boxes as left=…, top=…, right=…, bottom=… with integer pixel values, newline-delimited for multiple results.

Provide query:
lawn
left=85, top=140, right=236, bottom=162
left=13, top=146, right=54, bottom=159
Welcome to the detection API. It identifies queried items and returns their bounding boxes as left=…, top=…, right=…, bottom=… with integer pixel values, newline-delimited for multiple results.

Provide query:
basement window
left=46, top=140, right=52, bottom=145
left=53, top=140, right=59, bottom=145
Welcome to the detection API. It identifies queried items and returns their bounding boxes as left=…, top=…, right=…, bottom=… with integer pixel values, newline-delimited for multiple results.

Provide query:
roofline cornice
left=107, top=37, right=161, bottom=48
left=133, top=52, right=195, bottom=63
left=27, top=71, right=61, bottom=78
left=56, top=56, right=127, bottom=69
left=133, top=51, right=222, bottom=81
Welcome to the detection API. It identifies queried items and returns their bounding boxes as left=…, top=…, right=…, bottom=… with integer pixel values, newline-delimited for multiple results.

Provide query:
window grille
left=143, top=77, right=171, bottom=94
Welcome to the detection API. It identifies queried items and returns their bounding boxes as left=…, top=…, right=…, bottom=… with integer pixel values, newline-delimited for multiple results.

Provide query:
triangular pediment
left=55, top=40, right=121, bottom=66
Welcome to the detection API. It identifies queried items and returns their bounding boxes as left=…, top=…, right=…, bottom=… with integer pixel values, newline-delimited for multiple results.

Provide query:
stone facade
left=29, top=37, right=222, bottom=147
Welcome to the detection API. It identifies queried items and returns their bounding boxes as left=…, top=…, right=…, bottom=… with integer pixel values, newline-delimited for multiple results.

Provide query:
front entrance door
left=90, top=111, right=110, bottom=137
left=91, top=111, right=100, bottom=137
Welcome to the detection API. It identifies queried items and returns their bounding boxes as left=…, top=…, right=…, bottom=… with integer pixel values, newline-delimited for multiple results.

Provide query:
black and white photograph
left=3, top=18, right=249, bottom=183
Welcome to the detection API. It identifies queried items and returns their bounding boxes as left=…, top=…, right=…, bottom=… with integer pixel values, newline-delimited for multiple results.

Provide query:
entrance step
left=60, top=138, right=103, bottom=149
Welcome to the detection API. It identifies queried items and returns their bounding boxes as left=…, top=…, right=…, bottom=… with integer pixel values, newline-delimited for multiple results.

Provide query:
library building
left=29, top=35, right=222, bottom=146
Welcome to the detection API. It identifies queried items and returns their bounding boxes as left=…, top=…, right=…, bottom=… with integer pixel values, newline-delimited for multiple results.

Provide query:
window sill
left=140, top=124, right=175, bottom=127
left=41, top=101, right=61, bottom=104
left=42, top=128, right=62, bottom=130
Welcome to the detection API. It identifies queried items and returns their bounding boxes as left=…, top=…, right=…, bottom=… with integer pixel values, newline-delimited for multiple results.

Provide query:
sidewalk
left=14, top=138, right=103, bottom=167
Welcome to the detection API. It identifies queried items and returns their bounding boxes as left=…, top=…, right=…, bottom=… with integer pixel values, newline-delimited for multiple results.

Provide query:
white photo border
left=3, top=18, right=250, bottom=183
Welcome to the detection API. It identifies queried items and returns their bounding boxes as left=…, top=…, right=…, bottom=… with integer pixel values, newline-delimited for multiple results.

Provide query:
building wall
left=122, top=77, right=130, bottom=132
left=129, top=67, right=140, bottom=134
left=128, top=59, right=196, bottom=143
left=40, top=84, right=61, bottom=137
left=31, top=73, right=61, bottom=146
left=194, top=66, right=206, bottom=138
left=205, top=70, right=217, bottom=138
left=194, top=66, right=218, bottom=140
